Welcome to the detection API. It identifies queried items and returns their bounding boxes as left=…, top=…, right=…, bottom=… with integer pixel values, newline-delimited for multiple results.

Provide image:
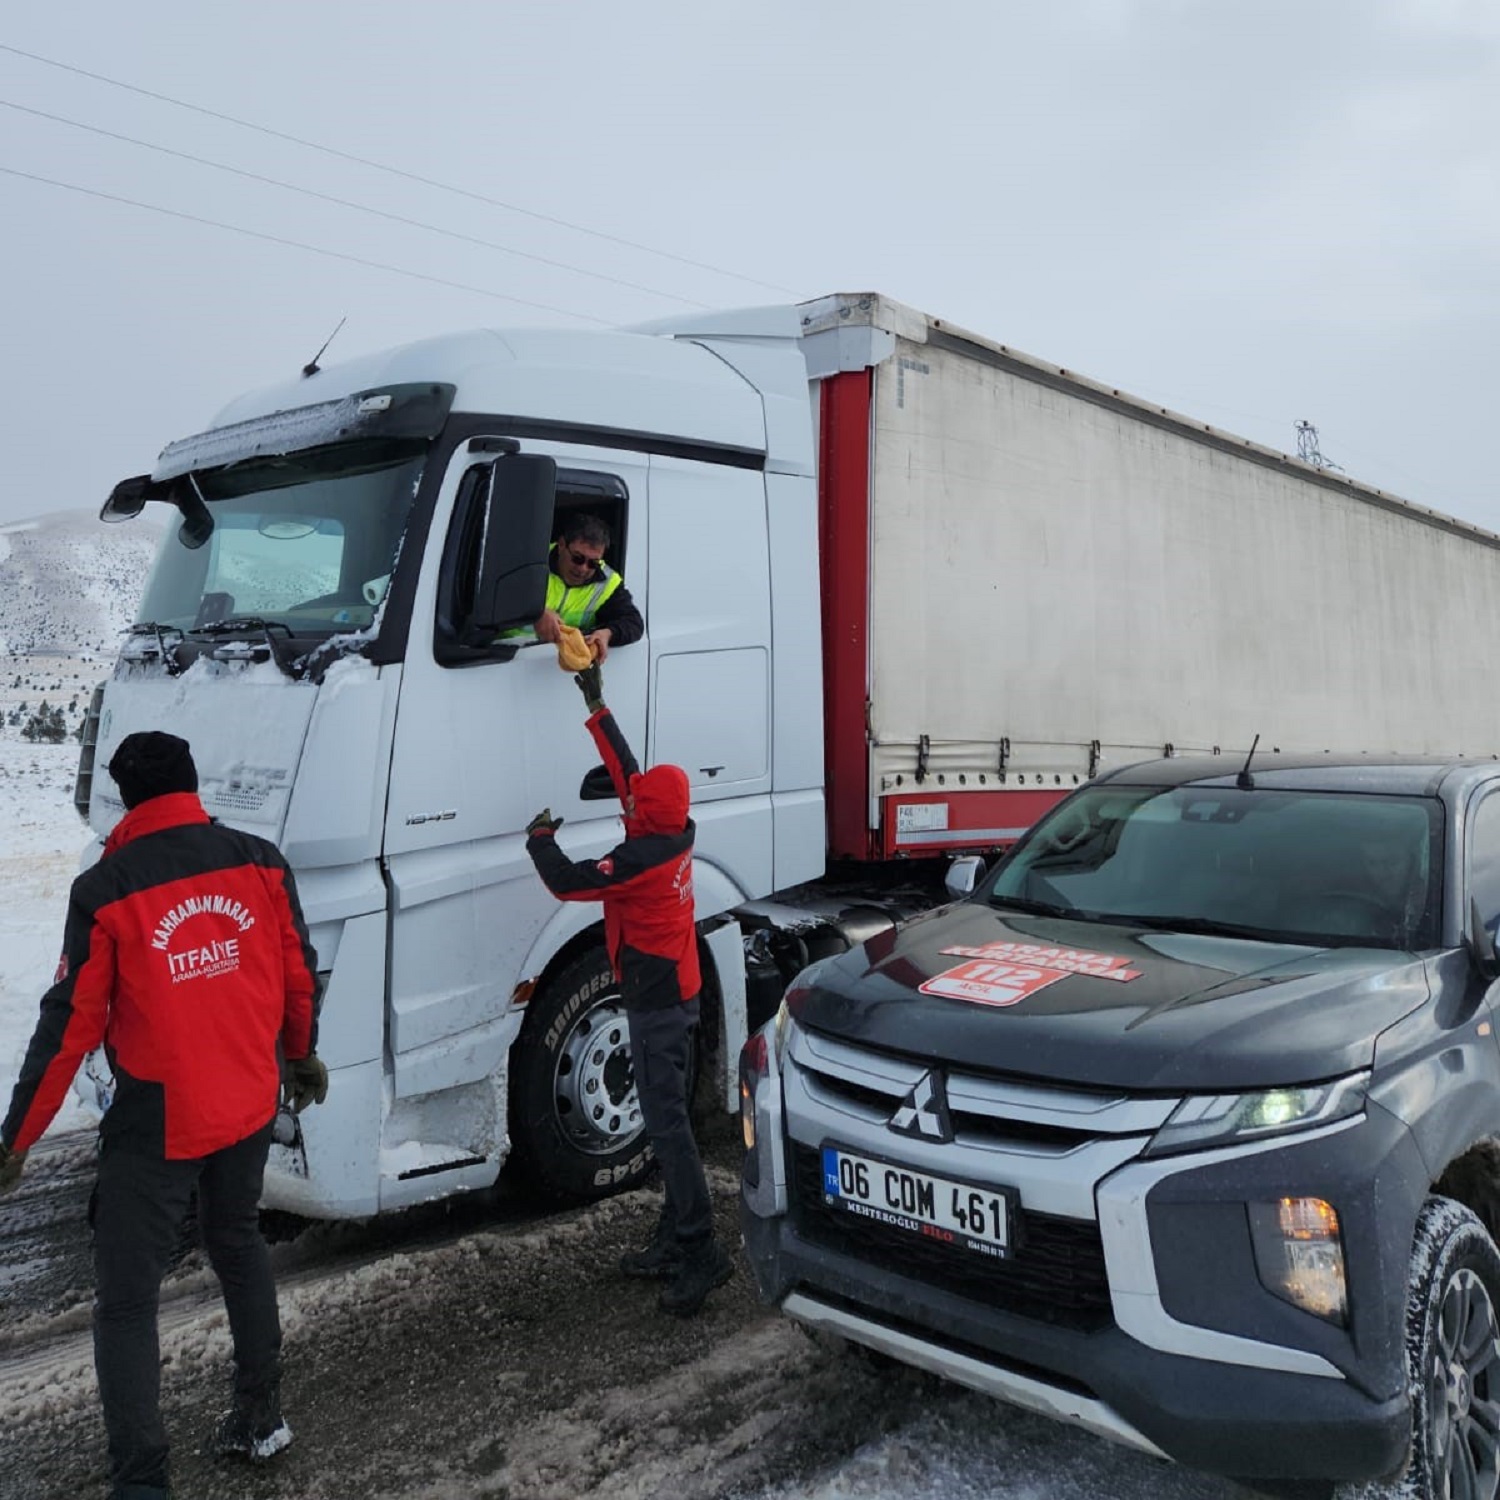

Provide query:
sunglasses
left=567, top=549, right=603, bottom=571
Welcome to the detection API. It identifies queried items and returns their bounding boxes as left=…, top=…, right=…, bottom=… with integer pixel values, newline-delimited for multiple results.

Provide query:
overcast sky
left=2, top=1, right=1496, bottom=531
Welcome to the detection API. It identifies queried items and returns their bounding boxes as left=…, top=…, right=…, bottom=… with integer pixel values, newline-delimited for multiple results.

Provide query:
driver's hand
left=534, top=610, right=563, bottom=645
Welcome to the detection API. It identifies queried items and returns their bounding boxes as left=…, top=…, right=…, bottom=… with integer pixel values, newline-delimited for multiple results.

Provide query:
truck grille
left=789, top=1143, right=1112, bottom=1331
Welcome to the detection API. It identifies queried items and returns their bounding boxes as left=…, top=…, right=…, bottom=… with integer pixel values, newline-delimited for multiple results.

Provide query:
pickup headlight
left=1144, top=1072, right=1369, bottom=1158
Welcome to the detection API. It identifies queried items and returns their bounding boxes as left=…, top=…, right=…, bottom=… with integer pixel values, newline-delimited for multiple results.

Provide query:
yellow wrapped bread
left=556, top=625, right=595, bottom=672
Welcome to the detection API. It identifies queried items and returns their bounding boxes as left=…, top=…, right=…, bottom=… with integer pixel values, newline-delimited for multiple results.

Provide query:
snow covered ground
left=0, top=739, right=94, bottom=1139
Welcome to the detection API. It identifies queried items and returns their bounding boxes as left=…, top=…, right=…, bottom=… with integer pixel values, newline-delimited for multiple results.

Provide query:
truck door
left=647, top=453, right=774, bottom=904
left=382, top=439, right=651, bottom=1107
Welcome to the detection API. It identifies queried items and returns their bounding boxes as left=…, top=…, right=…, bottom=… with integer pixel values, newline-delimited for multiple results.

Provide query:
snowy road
left=0, top=1125, right=1253, bottom=1500
left=0, top=740, right=1258, bottom=1500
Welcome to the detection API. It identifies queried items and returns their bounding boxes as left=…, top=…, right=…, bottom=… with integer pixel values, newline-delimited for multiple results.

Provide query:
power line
left=0, top=164, right=608, bottom=323
left=0, top=97, right=713, bottom=311
left=0, top=42, right=799, bottom=297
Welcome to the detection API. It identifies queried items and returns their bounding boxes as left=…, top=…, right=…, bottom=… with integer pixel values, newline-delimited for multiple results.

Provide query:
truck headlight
left=1249, top=1197, right=1348, bottom=1323
left=1144, top=1072, right=1368, bottom=1158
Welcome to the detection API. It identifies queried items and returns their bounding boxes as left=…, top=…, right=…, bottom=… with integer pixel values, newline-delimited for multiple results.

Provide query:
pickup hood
left=793, top=902, right=1433, bottom=1092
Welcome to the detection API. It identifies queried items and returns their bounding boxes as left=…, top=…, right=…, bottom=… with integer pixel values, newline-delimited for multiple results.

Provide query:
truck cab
left=80, top=313, right=825, bottom=1216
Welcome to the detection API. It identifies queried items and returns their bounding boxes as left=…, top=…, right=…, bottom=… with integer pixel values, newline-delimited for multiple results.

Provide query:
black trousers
left=91, top=1120, right=280, bottom=1494
left=628, top=997, right=713, bottom=1245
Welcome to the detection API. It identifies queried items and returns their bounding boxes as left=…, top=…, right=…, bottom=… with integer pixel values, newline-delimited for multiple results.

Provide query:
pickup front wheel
left=507, top=947, right=655, bottom=1204
left=1403, top=1197, right=1500, bottom=1500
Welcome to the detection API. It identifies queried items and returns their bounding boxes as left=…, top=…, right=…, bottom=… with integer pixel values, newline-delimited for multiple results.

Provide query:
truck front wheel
left=1401, top=1196, right=1500, bottom=1500
left=508, top=948, right=655, bottom=1204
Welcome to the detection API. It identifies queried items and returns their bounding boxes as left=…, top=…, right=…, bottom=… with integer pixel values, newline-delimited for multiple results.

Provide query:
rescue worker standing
left=525, top=664, right=733, bottom=1317
left=0, top=731, right=326, bottom=1500
left=528, top=514, right=643, bottom=663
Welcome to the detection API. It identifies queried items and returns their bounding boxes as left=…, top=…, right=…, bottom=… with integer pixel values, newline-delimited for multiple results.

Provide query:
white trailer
left=74, top=292, right=1500, bottom=1216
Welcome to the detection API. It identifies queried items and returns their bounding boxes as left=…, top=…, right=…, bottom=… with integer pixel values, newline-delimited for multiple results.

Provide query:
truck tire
left=507, top=947, right=656, bottom=1204
left=1401, top=1196, right=1500, bottom=1500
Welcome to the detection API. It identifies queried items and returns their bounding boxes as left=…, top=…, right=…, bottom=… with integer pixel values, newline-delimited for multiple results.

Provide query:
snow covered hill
left=0, top=508, right=162, bottom=656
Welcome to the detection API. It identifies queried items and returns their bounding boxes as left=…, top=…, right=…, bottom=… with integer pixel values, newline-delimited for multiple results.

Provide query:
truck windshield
left=988, top=784, right=1443, bottom=950
left=135, top=437, right=427, bottom=640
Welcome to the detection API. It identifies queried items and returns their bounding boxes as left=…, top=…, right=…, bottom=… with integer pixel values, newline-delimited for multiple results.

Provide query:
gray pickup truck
left=740, top=755, right=1500, bottom=1499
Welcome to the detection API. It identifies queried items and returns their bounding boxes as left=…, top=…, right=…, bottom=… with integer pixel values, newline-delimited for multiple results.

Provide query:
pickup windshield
left=988, top=783, right=1443, bottom=949
left=135, top=437, right=427, bottom=641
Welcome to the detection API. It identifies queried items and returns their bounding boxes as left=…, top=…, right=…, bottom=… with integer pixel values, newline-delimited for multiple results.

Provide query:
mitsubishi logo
left=888, top=1070, right=952, bottom=1143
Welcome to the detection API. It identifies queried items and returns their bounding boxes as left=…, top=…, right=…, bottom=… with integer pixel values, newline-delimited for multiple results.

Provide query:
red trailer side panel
left=818, top=371, right=875, bottom=860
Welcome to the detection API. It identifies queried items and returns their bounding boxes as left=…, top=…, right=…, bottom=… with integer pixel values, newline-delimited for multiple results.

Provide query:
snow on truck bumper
left=739, top=1017, right=1417, bottom=1486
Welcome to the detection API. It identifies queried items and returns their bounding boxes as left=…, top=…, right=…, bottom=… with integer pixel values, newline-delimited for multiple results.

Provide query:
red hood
left=627, top=764, right=690, bottom=836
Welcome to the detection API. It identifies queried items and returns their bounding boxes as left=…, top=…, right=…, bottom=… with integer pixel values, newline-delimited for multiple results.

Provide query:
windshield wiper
left=1107, top=913, right=1296, bottom=943
left=127, top=620, right=184, bottom=639
left=189, top=617, right=294, bottom=638
left=120, top=622, right=187, bottom=674
left=186, top=617, right=297, bottom=677
left=988, top=895, right=1095, bottom=920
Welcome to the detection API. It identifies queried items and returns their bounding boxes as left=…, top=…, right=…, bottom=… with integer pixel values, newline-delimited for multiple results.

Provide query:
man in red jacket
left=0, top=731, right=325, bottom=1500
left=526, top=664, right=733, bottom=1317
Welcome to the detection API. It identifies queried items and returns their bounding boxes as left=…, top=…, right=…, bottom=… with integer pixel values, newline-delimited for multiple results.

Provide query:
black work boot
left=212, top=1381, right=293, bottom=1462
left=658, top=1237, right=734, bottom=1317
left=619, top=1211, right=683, bottom=1279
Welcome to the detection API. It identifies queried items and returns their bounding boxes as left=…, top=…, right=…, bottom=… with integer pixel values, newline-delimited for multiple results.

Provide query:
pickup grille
left=789, top=1143, right=1113, bottom=1332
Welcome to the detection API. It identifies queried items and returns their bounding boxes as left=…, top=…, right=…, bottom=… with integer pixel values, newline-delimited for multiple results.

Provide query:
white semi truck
left=76, top=291, right=1500, bottom=1219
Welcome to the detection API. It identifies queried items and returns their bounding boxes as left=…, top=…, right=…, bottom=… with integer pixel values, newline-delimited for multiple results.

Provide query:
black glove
left=526, top=807, right=564, bottom=837
left=0, top=1140, right=27, bottom=1196
left=574, top=662, right=604, bottom=713
left=285, top=1053, right=329, bottom=1114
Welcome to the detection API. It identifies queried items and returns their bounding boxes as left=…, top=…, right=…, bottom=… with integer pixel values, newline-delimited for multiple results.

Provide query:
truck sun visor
left=150, top=382, right=456, bottom=482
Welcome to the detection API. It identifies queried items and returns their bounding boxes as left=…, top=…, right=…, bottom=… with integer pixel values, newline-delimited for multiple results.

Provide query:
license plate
left=820, top=1145, right=1014, bottom=1259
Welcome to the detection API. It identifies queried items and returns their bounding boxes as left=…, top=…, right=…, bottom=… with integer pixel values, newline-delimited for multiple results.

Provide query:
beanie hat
left=108, top=731, right=198, bottom=810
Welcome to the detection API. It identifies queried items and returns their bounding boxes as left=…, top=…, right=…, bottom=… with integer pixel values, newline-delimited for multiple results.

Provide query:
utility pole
left=1295, top=420, right=1343, bottom=472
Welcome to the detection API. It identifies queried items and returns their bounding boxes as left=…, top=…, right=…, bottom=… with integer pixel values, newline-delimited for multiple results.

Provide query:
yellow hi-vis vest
left=501, top=547, right=624, bottom=639
left=546, top=558, right=623, bottom=630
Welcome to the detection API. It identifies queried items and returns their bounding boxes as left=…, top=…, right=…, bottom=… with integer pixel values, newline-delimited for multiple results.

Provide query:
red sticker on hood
left=920, top=941, right=1142, bottom=1008
left=920, top=959, right=1069, bottom=1007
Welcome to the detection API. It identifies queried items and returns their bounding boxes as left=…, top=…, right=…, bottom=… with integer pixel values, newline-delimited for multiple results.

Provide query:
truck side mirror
left=944, top=854, right=987, bottom=901
left=101, top=472, right=214, bottom=549
left=101, top=475, right=151, bottom=521
left=173, top=476, right=215, bottom=551
left=465, top=455, right=557, bottom=640
left=579, top=764, right=616, bottom=801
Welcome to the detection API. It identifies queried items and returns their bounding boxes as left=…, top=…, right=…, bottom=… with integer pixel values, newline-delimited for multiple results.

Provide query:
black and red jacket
left=527, top=707, right=700, bottom=1012
left=1, top=792, right=319, bottom=1159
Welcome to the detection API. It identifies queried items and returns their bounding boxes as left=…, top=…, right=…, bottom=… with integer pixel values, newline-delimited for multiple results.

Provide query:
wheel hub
left=552, top=998, right=642, bottom=1154
left=1448, top=1360, right=1475, bottom=1423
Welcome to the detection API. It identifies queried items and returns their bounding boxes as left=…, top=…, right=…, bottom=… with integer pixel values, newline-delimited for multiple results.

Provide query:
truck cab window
left=435, top=460, right=630, bottom=662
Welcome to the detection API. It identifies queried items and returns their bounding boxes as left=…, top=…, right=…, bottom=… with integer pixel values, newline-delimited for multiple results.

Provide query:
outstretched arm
left=587, top=706, right=639, bottom=807
left=527, top=825, right=656, bottom=901
left=573, top=662, right=638, bottom=806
